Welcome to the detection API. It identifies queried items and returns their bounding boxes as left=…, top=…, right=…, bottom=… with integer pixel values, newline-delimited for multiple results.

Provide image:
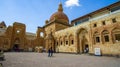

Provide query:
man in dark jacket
left=48, top=48, right=51, bottom=57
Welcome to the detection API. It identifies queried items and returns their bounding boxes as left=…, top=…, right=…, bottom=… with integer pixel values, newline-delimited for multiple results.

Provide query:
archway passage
left=77, top=28, right=89, bottom=54
left=79, top=37, right=89, bottom=53
left=12, top=38, right=20, bottom=52
left=85, top=45, right=89, bottom=53
left=81, top=37, right=89, bottom=53
left=13, top=44, right=19, bottom=52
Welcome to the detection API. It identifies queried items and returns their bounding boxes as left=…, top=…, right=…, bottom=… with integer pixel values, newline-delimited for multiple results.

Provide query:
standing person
left=50, top=47, right=53, bottom=57
left=86, top=47, right=89, bottom=53
left=48, top=48, right=51, bottom=57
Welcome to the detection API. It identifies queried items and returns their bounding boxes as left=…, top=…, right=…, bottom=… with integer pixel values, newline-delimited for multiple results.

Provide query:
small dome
left=49, top=3, right=69, bottom=23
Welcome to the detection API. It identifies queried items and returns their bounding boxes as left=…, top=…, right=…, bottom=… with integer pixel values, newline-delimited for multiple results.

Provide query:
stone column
left=88, top=31, right=93, bottom=53
left=109, top=32, right=114, bottom=44
left=45, top=39, right=49, bottom=52
left=63, top=37, right=65, bottom=46
left=79, top=39, right=82, bottom=53
left=74, top=34, right=79, bottom=53
left=68, top=36, right=70, bottom=46
left=100, top=33, right=103, bottom=44
left=52, top=40, right=55, bottom=52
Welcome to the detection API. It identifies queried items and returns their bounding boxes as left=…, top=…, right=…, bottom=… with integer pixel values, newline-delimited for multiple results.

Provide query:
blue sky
left=0, top=0, right=119, bottom=33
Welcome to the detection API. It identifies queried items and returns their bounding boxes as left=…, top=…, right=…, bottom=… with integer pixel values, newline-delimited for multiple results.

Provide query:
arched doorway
left=81, top=36, right=89, bottom=53
left=13, top=38, right=20, bottom=52
left=13, top=44, right=19, bottom=51
left=45, top=32, right=55, bottom=52
left=78, top=28, right=89, bottom=53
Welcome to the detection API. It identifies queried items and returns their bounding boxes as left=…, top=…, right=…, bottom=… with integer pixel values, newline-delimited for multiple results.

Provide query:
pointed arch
left=75, top=27, right=89, bottom=53
left=14, top=38, right=20, bottom=44
left=111, top=27, right=120, bottom=43
left=69, top=34, right=74, bottom=45
left=93, top=31, right=100, bottom=44
left=64, top=35, right=68, bottom=45
left=101, top=30, right=110, bottom=43
left=75, top=27, right=88, bottom=35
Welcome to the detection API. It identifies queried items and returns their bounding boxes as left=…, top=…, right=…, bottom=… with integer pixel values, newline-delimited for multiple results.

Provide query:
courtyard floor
left=0, top=52, right=120, bottom=67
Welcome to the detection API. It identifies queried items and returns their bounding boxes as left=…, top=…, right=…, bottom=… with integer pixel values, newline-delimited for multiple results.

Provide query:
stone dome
left=49, top=3, right=69, bottom=23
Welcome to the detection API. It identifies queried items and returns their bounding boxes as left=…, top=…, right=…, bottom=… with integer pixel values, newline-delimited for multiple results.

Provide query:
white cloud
left=65, top=0, right=80, bottom=8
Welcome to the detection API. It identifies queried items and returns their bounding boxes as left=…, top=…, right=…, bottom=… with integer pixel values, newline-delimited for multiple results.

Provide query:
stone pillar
left=63, top=37, right=65, bottom=46
left=74, top=34, right=79, bottom=53
left=68, top=36, right=70, bottom=46
left=89, top=35, right=94, bottom=53
left=88, top=31, right=93, bottom=53
left=51, top=40, right=55, bottom=52
left=100, top=33, right=103, bottom=44
left=50, top=40, right=52, bottom=48
left=79, top=39, right=83, bottom=53
left=45, top=39, right=49, bottom=52
left=109, top=32, right=113, bottom=44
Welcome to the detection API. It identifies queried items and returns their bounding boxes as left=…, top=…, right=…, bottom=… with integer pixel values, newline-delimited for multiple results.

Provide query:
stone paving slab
left=0, top=52, right=120, bottom=67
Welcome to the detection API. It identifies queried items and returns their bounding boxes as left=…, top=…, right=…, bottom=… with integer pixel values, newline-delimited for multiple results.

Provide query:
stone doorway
left=81, top=37, right=89, bottom=53
left=77, top=28, right=89, bottom=54
left=13, top=44, right=19, bottom=52
left=83, top=44, right=89, bottom=53
left=12, top=38, right=21, bottom=51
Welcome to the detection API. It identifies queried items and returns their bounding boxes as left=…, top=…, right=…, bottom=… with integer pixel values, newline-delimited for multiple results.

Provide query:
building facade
left=42, top=2, right=120, bottom=56
left=0, top=1, right=120, bottom=56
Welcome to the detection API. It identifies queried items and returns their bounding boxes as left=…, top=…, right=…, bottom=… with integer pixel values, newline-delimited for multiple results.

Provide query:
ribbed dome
left=50, top=12, right=69, bottom=22
left=49, top=3, right=69, bottom=23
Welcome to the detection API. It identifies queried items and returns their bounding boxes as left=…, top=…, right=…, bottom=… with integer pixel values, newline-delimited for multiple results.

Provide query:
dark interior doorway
left=13, top=44, right=19, bottom=52
left=84, top=44, right=89, bottom=53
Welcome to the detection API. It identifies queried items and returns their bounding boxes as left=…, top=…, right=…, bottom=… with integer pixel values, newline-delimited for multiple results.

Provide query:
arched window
left=69, top=35, right=74, bottom=45
left=16, top=30, right=20, bottom=33
left=65, top=36, right=68, bottom=45
left=94, top=31, right=100, bottom=44
left=112, top=28, right=120, bottom=43
left=40, top=32, right=44, bottom=37
left=57, top=42, right=58, bottom=45
left=102, top=21, right=106, bottom=25
left=59, top=37, right=62, bottom=45
left=93, top=23, right=97, bottom=27
left=102, top=30, right=109, bottom=43
left=61, top=41, right=62, bottom=45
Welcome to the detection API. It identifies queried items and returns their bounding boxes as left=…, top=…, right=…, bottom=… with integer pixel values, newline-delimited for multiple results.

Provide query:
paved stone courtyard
left=0, top=52, right=120, bottom=67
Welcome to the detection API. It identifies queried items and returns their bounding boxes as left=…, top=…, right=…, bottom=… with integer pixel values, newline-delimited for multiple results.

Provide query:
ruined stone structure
left=0, top=22, right=44, bottom=51
left=0, top=2, right=120, bottom=56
